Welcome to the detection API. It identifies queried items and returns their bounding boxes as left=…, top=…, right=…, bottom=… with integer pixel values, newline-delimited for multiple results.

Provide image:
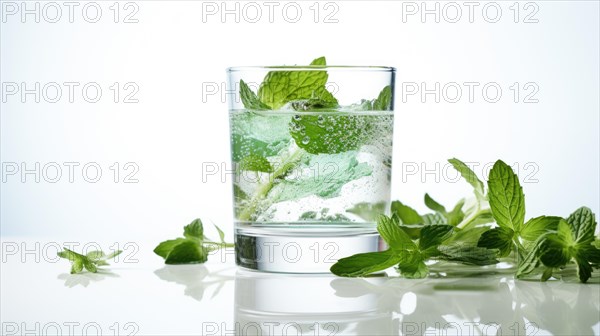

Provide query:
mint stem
left=238, top=146, right=304, bottom=221
left=457, top=207, right=492, bottom=230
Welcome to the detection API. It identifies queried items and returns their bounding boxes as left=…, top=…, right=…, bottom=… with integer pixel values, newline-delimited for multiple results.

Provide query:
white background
left=1, top=0, right=599, bottom=242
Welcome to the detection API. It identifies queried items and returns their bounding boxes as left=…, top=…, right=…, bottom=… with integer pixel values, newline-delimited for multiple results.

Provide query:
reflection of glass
left=227, top=66, right=395, bottom=272
left=234, top=270, right=394, bottom=335
left=326, top=275, right=600, bottom=336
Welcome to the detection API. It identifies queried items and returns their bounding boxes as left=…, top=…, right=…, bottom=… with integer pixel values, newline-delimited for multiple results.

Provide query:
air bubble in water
left=293, top=115, right=302, bottom=121
left=302, top=136, right=310, bottom=145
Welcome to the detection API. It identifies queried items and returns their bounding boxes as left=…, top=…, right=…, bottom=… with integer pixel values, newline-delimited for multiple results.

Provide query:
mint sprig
left=331, top=158, right=600, bottom=283
left=154, top=219, right=233, bottom=264
left=58, top=248, right=122, bottom=274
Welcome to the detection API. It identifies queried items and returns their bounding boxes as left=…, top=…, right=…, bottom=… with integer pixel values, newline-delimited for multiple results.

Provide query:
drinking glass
left=226, top=65, right=395, bottom=273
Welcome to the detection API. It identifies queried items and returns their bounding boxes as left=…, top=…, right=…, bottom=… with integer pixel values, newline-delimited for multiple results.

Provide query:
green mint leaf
left=520, top=216, right=561, bottom=241
left=183, top=219, right=204, bottom=240
left=164, top=240, right=208, bottom=264
left=268, top=151, right=372, bottom=202
left=105, top=250, right=122, bottom=260
left=82, top=259, right=97, bottom=273
left=422, top=213, right=447, bottom=225
left=446, top=199, right=466, bottom=226
left=539, top=220, right=574, bottom=268
left=419, top=225, right=454, bottom=253
left=58, top=248, right=84, bottom=262
left=391, top=201, right=422, bottom=224
left=541, top=267, right=554, bottom=281
left=377, top=215, right=417, bottom=251
left=214, top=224, right=226, bottom=243
left=574, top=254, right=593, bottom=283
left=437, top=243, right=499, bottom=266
left=153, top=238, right=188, bottom=259
left=86, top=250, right=105, bottom=260
left=516, top=234, right=547, bottom=279
left=396, top=251, right=428, bottom=279
left=290, top=94, right=339, bottom=111
left=310, top=56, right=326, bottom=66
left=424, top=193, right=447, bottom=214
left=477, top=227, right=515, bottom=257
left=566, top=206, right=597, bottom=245
left=330, top=249, right=401, bottom=277
left=258, top=57, right=334, bottom=109
left=372, top=86, right=393, bottom=111
left=346, top=202, right=386, bottom=222
left=289, top=114, right=365, bottom=154
left=239, top=154, right=273, bottom=173
left=487, top=160, right=525, bottom=231
left=71, top=259, right=84, bottom=274
left=239, top=79, right=270, bottom=110
left=448, top=158, right=485, bottom=196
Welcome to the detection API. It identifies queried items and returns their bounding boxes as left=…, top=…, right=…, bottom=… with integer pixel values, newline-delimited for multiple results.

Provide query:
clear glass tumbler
left=226, top=65, right=395, bottom=273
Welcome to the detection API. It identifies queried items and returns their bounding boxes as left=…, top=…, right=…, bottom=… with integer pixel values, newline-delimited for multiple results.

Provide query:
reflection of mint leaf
left=240, top=80, right=269, bottom=110
left=154, top=219, right=233, bottom=265
left=239, top=154, right=273, bottom=173
left=257, top=57, right=336, bottom=109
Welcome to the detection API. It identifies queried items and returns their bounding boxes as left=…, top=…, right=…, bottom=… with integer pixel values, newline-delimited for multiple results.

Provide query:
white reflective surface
left=1, top=239, right=599, bottom=336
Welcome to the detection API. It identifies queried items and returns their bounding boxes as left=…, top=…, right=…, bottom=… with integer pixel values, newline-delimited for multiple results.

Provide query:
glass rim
left=227, top=65, right=396, bottom=72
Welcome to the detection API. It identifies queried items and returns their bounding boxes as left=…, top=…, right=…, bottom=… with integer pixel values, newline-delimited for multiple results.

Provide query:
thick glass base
left=235, top=224, right=384, bottom=273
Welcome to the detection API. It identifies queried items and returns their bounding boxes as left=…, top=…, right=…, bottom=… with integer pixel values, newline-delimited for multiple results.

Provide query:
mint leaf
left=422, top=213, right=447, bottom=225
left=487, top=160, right=525, bottom=231
left=164, top=240, right=208, bottom=264
left=567, top=206, right=596, bottom=245
left=346, top=202, right=386, bottom=222
left=520, top=216, right=561, bottom=241
left=446, top=199, right=466, bottom=226
left=71, top=259, right=84, bottom=274
left=330, top=249, right=401, bottom=277
left=437, top=244, right=499, bottom=266
left=424, top=193, right=446, bottom=214
left=258, top=57, right=335, bottom=109
left=448, top=158, right=485, bottom=196
left=239, top=154, right=273, bottom=173
left=183, top=219, right=204, bottom=240
left=396, top=251, right=428, bottom=279
left=391, top=201, right=422, bottom=224
left=419, top=225, right=454, bottom=253
left=239, top=79, right=269, bottom=110
left=155, top=219, right=233, bottom=265
left=477, top=227, right=515, bottom=257
left=310, top=56, right=326, bottom=66
left=377, top=215, right=416, bottom=251
left=372, top=86, right=393, bottom=111
left=154, top=238, right=188, bottom=259
left=289, top=114, right=365, bottom=154
left=214, top=224, right=226, bottom=243
left=86, top=250, right=105, bottom=260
